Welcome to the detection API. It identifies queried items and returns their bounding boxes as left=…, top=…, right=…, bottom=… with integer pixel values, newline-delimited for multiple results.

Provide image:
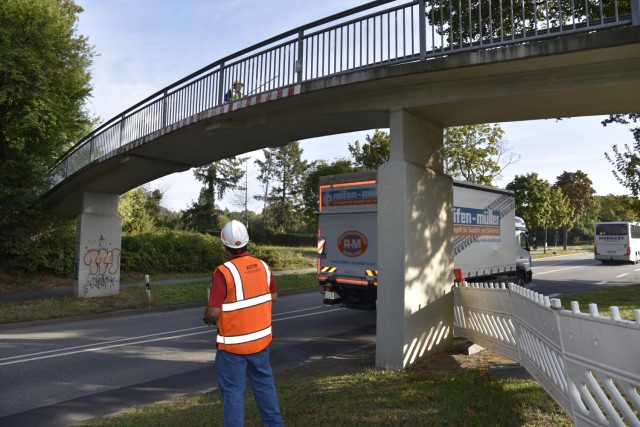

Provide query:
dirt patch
left=409, top=343, right=515, bottom=376
left=284, top=340, right=515, bottom=379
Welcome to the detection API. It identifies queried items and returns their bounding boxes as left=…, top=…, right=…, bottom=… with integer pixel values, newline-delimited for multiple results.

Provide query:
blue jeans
left=215, top=347, right=284, bottom=427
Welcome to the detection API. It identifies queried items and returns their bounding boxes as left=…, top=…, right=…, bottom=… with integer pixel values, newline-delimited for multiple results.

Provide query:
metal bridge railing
left=48, top=0, right=638, bottom=190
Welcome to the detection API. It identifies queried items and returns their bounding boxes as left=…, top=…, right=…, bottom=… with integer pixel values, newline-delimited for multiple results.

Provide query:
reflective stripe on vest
left=217, top=325, right=272, bottom=345
left=223, top=260, right=244, bottom=300
left=222, top=292, right=272, bottom=312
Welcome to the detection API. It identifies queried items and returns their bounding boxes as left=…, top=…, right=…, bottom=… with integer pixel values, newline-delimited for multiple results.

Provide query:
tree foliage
left=182, top=157, right=245, bottom=233
left=254, top=148, right=278, bottom=213
left=443, top=124, right=519, bottom=186
left=0, top=0, right=93, bottom=267
left=119, top=187, right=168, bottom=234
left=348, top=129, right=390, bottom=170
left=603, top=114, right=640, bottom=196
left=301, top=158, right=358, bottom=229
left=554, top=170, right=596, bottom=248
left=596, top=195, right=640, bottom=222
left=426, top=0, right=629, bottom=46
left=506, top=173, right=554, bottom=251
left=255, top=142, right=309, bottom=233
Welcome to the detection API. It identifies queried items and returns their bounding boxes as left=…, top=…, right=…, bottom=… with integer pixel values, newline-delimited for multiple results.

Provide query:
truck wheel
left=517, top=271, right=527, bottom=287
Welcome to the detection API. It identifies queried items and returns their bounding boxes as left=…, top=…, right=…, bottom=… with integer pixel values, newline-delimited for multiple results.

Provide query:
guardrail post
left=119, top=114, right=126, bottom=147
left=217, top=62, right=225, bottom=106
left=632, top=0, right=640, bottom=25
left=162, top=90, right=168, bottom=128
left=419, top=0, right=427, bottom=60
left=296, top=29, right=304, bottom=83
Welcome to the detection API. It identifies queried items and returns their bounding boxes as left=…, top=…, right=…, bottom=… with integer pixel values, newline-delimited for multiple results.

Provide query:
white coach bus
left=594, top=221, right=640, bottom=264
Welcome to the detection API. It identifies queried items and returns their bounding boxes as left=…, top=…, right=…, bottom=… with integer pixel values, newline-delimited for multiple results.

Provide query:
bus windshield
left=595, top=223, right=628, bottom=236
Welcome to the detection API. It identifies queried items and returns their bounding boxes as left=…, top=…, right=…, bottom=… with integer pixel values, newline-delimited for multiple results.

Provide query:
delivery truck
left=317, top=171, right=534, bottom=309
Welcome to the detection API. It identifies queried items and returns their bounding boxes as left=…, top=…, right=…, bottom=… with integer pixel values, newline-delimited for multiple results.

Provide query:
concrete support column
left=75, top=192, right=122, bottom=298
left=376, top=110, right=454, bottom=370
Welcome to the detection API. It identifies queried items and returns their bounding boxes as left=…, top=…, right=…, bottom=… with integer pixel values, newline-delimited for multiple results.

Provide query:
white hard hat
left=220, top=220, right=249, bottom=248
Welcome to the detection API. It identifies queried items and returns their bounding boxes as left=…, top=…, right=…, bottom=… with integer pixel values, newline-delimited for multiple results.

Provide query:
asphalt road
left=0, top=290, right=376, bottom=426
left=0, top=252, right=634, bottom=426
left=528, top=251, right=640, bottom=299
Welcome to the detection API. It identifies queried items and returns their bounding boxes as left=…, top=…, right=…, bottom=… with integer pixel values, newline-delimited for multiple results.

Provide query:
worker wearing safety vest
left=224, top=79, right=244, bottom=102
left=204, top=220, right=284, bottom=427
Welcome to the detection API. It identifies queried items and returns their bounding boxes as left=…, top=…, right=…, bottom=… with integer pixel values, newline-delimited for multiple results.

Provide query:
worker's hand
left=203, top=317, right=216, bottom=326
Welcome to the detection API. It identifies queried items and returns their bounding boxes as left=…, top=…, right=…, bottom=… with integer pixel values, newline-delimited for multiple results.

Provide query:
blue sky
left=75, top=0, right=634, bottom=212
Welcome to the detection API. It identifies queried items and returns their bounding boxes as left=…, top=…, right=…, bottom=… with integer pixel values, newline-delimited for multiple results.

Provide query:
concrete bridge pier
left=376, top=109, right=454, bottom=370
left=74, top=192, right=122, bottom=298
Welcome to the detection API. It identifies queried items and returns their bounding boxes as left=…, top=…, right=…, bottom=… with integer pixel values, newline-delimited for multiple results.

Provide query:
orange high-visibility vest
left=215, top=256, right=273, bottom=354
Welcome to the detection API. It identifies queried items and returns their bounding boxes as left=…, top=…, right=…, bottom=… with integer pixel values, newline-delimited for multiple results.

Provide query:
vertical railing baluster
left=161, top=89, right=167, bottom=129
left=217, top=63, right=225, bottom=105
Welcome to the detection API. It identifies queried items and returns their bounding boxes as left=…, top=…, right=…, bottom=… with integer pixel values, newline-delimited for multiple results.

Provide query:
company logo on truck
left=322, top=187, right=377, bottom=207
left=453, top=207, right=501, bottom=236
left=337, top=230, right=368, bottom=257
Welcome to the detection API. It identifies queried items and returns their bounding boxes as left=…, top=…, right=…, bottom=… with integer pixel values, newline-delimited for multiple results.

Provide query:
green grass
left=530, top=244, right=592, bottom=259
left=73, top=355, right=571, bottom=427
left=557, top=284, right=640, bottom=320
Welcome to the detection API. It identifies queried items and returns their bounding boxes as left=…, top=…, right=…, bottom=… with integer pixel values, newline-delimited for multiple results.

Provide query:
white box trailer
left=317, top=171, right=533, bottom=309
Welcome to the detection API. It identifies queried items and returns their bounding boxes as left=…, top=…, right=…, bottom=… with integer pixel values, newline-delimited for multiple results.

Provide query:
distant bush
left=250, top=231, right=315, bottom=247
left=250, top=244, right=316, bottom=270
left=121, top=230, right=226, bottom=274
left=1, top=221, right=76, bottom=276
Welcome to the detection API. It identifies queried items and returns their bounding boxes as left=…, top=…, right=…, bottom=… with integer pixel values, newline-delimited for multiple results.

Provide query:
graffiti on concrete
left=82, top=235, right=121, bottom=295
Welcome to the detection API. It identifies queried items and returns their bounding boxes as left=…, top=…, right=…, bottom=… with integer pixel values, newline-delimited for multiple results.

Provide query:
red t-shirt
left=207, top=251, right=277, bottom=308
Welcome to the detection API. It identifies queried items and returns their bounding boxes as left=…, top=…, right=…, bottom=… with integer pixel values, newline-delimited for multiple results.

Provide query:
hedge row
left=5, top=228, right=314, bottom=278
left=121, top=230, right=227, bottom=274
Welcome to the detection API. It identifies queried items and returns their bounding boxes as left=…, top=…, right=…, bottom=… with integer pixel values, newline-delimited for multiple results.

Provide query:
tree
left=554, top=171, right=597, bottom=249
left=264, top=142, right=309, bottom=233
left=443, top=124, right=519, bottom=186
left=119, top=187, right=167, bottom=233
left=0, top=0, right=93, bottom=266
left=426, top=0, right=628, bottom=47
left=301, top=158, right=357, bottom=229
left=596, top=195, right=640, bottom=222
left=348, top=129, right=390, bottom=170
left=230, top=156, right=252, bottom=227
left=254, top=148, right=278, bottom=213
left=183, top=157, right=245, bottom=232
left=506, top=173, right=553, bottom=252
left=547, top=186, right=573, bottom=251
left=603, top=114, right=640, bottom=196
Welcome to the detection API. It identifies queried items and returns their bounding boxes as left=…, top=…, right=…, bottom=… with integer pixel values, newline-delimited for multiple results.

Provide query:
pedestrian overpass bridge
left=42, top=0, right=640, bottom=370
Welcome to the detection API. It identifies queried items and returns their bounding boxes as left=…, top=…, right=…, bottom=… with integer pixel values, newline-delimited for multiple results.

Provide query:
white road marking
left=616, top=273, right=630, bottom=278
left=532, top=266, right=581, bottom=275
left=0, top=306, right=343, bottom=367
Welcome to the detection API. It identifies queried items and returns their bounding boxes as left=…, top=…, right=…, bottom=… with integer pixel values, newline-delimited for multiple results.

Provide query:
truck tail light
left=594, top=246, right=599, bottom=255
